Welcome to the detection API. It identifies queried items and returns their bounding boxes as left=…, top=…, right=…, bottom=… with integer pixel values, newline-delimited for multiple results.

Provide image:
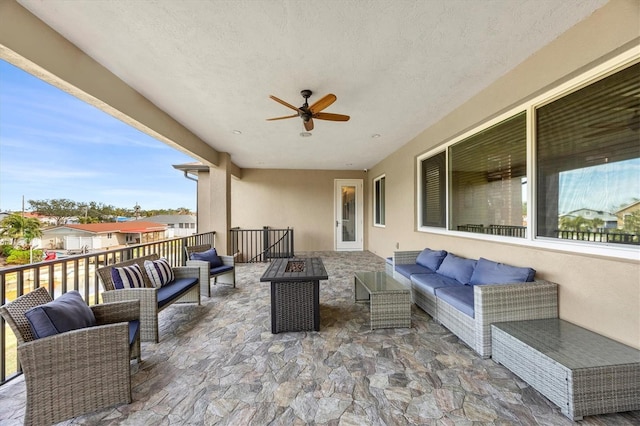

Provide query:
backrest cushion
left=469, top=257, right=536, bottom=285
left=144, top=258, right=175, bottom=288
left=111, top=264, right=146, bottom=289
left=190, top=248, right=223, bottom=267
left=415, top=248, right=448, bottom=271
left=436, top=253, right=477, bottom=285
left=24, top=290, right=96, bottom=339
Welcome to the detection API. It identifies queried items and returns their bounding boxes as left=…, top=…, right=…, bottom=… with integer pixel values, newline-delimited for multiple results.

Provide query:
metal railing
left=0, top=231, right=215, bottom=384
left=230, top=227, right=294, bottom=263
left=555, top=230, right=639, bottom=245
left=457, top=224, right=527, bottom=238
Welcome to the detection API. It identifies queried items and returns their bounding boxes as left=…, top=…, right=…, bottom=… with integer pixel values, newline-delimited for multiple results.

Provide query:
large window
left=417, top=60, right=639, bottom=251
left=450, top=113, right=527, bottom=237
left=373, top=175, right=386, bottom=226
left=536, top=62, right=640, bottom=245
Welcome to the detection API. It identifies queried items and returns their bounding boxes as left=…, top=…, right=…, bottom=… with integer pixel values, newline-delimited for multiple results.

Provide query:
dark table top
left=260, top=258, right=328, bottom=282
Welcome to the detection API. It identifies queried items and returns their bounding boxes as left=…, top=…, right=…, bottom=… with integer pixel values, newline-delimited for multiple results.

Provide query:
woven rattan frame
left=97, top=254, right=200, bottom=342
left=185, top=244, right=236, bottom=297
left=272, top=281, right=316, bottom=333
left=0, top=287, right=140, bottom=426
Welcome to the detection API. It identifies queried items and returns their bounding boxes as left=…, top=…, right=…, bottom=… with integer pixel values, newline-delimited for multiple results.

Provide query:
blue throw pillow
left=111, top=264, right=146, bottom=289
left=469, top=257, right=536, bottom=285
left=144, top=258, right=175, bottom=288
left=25, top=290, right=96, bottom=339
left=190, top=248, right=223, bottom=268
left=415, top=248, right=448, bottom=271
left=436, top=253, right=477, bottom=285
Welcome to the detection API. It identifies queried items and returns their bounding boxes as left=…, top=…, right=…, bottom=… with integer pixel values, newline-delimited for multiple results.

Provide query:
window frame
left=415, top=48, right=639, bottom=260
left=373, top=174, right=386, bottom=227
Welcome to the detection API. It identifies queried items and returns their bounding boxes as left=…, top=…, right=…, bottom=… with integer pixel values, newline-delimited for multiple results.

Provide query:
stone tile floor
left=0, top=251, right=638, bottom=425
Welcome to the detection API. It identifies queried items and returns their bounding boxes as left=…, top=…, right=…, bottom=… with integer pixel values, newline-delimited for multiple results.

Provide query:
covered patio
left=1, top=251, right=637, bottom=425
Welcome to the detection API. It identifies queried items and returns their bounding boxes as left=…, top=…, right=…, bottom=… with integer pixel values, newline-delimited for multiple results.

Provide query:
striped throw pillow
left=144, top=258, right=175, bottom=288
left=111, top=264, right=145, bottom=289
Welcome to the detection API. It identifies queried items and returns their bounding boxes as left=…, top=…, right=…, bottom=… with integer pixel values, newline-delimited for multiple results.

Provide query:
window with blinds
left=420, top=151, right=446, bottom=228
left=374, top=175, right=386, bottom=226
left=536, top=62, right=640, bottom=244
left=449, top=112, right=527, bottom=237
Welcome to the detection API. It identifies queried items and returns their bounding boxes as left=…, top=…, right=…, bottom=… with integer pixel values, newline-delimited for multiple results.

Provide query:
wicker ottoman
left=492, top=319, right=640, bottom=420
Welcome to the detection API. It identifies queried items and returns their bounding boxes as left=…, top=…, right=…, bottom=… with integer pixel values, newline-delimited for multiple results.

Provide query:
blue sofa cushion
left=385, top=257, right=393, bottom=265
left=190, top=248, right=223, bottom=268
left=129, top=319, right=140, bottom=347
left=470, top=257, right=536, bottom=285
left=436, top=286, right=475, bottom=318
left=111, top=264, right=146, bottom=289
left=437, top=253, right=477, bottom=285
left=415, top=248, right=448, bottom=271
left=211, top=265, right=233, bottom=275
left=411, top=273, right=462, bottom=295
left=395, top=263, right=433, bottom=279
left=144, top=258, right=175, bottom=288
left=25, top=291, right=96, bottom=339
left=157, top=277, right=199, bottom=309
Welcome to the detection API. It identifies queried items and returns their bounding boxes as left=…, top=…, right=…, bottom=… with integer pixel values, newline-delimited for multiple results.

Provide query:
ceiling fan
left=267, top=89, right=350, bottom=131
left=584, top=109, right=640, bottom=138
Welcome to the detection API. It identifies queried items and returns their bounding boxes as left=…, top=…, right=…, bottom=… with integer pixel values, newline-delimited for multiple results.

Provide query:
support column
left=197, top=154, right=232, bottom=255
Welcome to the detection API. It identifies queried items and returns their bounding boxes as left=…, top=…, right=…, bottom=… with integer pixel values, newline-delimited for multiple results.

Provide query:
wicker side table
left=492, top=319, right=640, bottom=420
left=354, top=271, right=411, bottom=330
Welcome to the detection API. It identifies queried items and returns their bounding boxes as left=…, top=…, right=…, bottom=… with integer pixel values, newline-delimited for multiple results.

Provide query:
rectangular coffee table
left=354, top=271, right=411, bottom=330
left=260, top=258, right=328, bottom=333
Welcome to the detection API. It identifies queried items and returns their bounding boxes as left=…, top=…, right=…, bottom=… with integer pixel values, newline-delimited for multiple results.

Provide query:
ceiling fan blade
left=266, top=114, right=299, bottom=121
left=304, top=118, right=314, bottom=131
left=269, top=95, right=299, bottom=111
left=309, top=94, right=337, bottom=113
left=314, top=112, right=350, bottom=122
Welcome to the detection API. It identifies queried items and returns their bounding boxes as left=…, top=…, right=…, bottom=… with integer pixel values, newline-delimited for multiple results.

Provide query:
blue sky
left=0, top=60, right=197, bottom=213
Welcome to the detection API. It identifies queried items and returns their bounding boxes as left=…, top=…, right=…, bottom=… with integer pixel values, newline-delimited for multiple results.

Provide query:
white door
left=335, top=179, right=363, bottom=251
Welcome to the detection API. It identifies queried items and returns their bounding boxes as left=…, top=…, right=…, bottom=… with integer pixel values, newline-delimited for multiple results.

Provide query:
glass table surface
left=354, top=271, right=408, bottom=293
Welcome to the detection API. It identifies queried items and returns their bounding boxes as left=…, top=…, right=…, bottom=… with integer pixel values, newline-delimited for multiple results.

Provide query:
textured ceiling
left=18, top=0, right=607, bottom=170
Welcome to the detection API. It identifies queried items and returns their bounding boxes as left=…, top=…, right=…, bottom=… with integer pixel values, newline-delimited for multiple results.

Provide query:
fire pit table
left=260, top=258, right=328, bottom=333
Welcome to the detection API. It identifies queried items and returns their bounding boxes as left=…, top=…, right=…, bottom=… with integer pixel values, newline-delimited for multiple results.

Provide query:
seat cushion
left=210, top=265, right=234, bottom=275
left=24, top=291, right=96, bottom=339
left=157, top=277, right=199, bottom=308
left=469, top=257, right=536, bottom=285
left=436, top=253, right=477, bottom=285
left=436, top=285, right=475, bottom=318
left=411, top=273, right=462, bottom=295
left=129, top=319, right=140, bottom=347
left=395, top=263, right=433, bottom=279
left=415, top=248, right=448, bottom=271
left=144, top=257, right=175, bottom=288
left=190, top=248, right=223, bottom=267
left=111, top=264, right=146, bottom=289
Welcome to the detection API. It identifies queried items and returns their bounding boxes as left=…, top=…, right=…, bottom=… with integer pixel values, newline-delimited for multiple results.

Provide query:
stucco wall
left=231, top=169, right=365, bottom=251
left=366, top=0, right=640, bottom=349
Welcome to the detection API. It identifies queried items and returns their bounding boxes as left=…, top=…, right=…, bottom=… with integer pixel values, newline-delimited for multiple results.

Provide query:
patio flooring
left=0, top=251, right=638, bottom=425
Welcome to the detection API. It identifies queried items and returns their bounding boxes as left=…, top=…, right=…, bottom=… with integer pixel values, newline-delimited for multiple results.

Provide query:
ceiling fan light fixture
left=300, top=132, right=312, bottom=137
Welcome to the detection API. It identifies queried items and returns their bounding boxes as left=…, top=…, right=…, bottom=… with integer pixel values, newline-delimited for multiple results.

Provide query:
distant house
left=144, top=215, right=197, bottom=237
left=560, top=208, right=618, bottom=229
left=41, top=221, right=168, bottom=251
left=616, top=201, right=640, bottom=228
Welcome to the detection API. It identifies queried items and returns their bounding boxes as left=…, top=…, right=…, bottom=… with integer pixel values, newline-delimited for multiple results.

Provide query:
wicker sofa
left=392, top=249, right=558, bottom=358
left=97, top=254, right=200, bottom=342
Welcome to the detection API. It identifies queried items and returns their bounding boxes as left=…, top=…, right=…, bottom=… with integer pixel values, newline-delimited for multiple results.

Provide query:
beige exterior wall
left=231, top=169, right=366, bottom=251
left=366, top=0, right=640, bottom=349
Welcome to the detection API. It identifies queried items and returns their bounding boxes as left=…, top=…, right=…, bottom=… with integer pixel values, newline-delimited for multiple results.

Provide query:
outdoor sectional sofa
left=392, top=249, right=558, bottom=358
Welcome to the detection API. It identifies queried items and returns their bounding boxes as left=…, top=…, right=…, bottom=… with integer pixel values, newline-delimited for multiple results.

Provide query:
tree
left=28, top=198, right=78, bottom=225
left=0, top=213, right=43, bottom=246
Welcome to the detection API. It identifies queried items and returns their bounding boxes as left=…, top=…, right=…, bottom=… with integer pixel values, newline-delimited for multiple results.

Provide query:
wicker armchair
left=0, top=287, right=140, bottom=426
left=185, top=244, right=236, bottom=297
left=97, top=254, right=200, bottom=342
